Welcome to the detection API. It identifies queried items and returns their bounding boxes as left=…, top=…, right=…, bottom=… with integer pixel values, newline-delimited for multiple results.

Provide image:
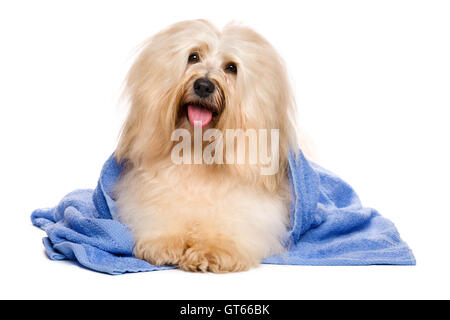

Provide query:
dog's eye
left=188, top=53, right=200, bottom=64
left=224, top=62, right=237, bottom=74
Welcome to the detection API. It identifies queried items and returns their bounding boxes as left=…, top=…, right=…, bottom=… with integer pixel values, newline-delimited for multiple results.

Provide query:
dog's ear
left=115, top=103, right=141, bottom=163
left=115, top=38, right=176, bottom=165
left=115, top=20, right=223, bottom=165
left=116, top=26, right=195, bottom=166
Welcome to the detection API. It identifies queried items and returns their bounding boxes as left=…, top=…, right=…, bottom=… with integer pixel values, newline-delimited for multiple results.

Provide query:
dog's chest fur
left=114, top=162, right=290, bottom=260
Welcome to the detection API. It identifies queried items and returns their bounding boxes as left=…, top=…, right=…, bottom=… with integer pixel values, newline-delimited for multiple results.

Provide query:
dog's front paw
left=134, top=236, right=186, bottom=266
left=179, top=239, right=255, bottom=273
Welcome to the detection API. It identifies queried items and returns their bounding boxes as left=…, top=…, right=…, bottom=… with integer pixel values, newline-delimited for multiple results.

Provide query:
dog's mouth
left=181, top=102, right=221, bottom=128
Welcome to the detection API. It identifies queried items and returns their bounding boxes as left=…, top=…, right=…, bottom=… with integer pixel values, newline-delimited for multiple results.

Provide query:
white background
left=1, top=0, right=449, bottom=299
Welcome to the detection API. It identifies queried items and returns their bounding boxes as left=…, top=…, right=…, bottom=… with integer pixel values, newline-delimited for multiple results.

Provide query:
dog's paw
left=179, top=239, right=255, bottom=273
left=134, top=236, right=186, bottom=266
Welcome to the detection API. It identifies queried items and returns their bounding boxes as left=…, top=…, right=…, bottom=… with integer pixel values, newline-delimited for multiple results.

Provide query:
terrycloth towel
left=31, top=150, right=415, bottom=274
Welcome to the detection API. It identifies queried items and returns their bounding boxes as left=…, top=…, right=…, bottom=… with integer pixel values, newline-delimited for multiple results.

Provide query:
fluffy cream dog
left=114, top=20, right=299, bottom=272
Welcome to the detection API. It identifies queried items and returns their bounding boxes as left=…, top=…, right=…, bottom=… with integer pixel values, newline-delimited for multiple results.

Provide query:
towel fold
left=31, top=150, right=415, bottom=274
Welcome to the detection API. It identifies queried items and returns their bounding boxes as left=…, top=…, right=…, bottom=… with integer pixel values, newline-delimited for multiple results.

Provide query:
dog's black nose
left=194, top=78, right=215, bottom=98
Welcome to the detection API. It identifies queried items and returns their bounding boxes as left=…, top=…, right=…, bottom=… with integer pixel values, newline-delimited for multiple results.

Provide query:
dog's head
left=116, top=20, right=298, bottom=180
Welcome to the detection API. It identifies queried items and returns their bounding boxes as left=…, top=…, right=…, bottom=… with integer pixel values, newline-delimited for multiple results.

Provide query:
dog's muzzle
left=182, top=77, right=222, bottom=128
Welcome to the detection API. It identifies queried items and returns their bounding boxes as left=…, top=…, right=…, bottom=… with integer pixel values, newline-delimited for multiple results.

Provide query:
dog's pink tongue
left=187, top=105, right=212, bottom=127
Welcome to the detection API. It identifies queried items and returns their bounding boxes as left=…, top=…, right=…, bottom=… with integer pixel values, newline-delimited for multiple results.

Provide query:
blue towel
left=31, top=150, right=415, bottom=274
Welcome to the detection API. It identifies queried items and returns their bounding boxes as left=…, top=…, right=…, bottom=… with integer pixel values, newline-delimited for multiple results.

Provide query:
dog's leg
left=133, top=235, right=187, bottom=266
left=179, top=237, right=256, bottom=273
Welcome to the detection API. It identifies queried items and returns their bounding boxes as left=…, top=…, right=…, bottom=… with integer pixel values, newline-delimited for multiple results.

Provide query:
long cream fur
left=114, top=20, right=299, bottom=272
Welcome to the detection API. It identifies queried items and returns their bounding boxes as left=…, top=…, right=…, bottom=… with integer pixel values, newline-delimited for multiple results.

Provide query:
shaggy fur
left=114, top=20, right=299, bottom=272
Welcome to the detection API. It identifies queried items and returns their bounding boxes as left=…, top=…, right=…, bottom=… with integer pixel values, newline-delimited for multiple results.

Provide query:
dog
left=114, top=20, right=299, bottom=272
